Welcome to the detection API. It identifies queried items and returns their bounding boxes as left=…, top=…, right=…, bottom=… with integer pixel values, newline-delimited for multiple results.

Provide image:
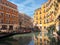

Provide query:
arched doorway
left=56, top=15, right=60, bottom=32
left=57, top=15, right=60, bottom=21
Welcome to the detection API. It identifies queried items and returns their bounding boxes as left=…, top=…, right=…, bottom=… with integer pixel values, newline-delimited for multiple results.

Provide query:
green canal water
left=0, top=32, right=40, bottom=45
left=0, top=32, right=59, bottom=45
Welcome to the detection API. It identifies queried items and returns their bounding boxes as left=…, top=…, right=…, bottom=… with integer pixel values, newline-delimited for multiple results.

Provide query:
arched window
left=58, top=15, right=60, bottom=21
left=57, top=0, right=60, bottom=2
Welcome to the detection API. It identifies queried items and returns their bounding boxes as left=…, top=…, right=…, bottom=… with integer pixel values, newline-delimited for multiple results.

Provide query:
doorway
left=9, top=25, right=13, bottom=30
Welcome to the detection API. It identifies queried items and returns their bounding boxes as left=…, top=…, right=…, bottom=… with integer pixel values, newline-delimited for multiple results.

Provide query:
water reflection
left=0, top=32, right=59, bottom=45
left=0, top=33, right=34, bottom=45
left=0, top=37, right=17, bottom=45
left=33, top=32, right=60, bottom=45
left=18, top=36, right=32, bottom=45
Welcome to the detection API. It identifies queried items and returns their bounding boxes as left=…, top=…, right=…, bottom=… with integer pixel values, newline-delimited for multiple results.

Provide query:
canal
left=0, top=32, right=59, bottom=45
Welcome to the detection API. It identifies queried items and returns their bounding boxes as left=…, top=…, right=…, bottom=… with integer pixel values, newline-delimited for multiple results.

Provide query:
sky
left=8, top=0, right=48, bottom=17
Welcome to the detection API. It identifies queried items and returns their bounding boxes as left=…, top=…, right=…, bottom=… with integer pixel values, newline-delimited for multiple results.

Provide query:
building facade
left=33, top=0, right=60, bottom=45
left=0, top=0, right=19, bottom=32
left=18, top=13, right=33, bottom=29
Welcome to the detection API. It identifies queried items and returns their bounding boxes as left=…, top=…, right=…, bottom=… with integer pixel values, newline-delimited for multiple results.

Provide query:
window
left=56, top=3, right=58, bottom=7
left=40, top=39, right=42, bottom=42
left=58, top=15, right=60, bottom=20
left=55, top=7, right=58, bottom=11
left=54, top=1, right=58, bottom=7
left=44, top=20, right=45, bottom=24
left=0, top=6, right=4, bottom=10
left=2, top=25, right=7, bottom=30
left=40, top=11, right=41, bottom=14
left=6, top=14, right=10, bottom=18
left=6, top=14, right=10, bottom=24
left=47, top=19, right=48, bottom=23
left=57, top=0, right=60, bottom=2
left=40, top=16, right=41, bottom=19
left=6, top=8, right=10, bottom=13
left=12, top=15, right=15, bottom=18
left=44, top=10, right=45, bottom=13
left=54, top=11, right=56, bottom=16
left=6, top=18, right=10, bottom=24
left=0, top=19, right=3, bottom=24
left=44, top=15, right=45, bottom=18
left=44, top=26, right=46, bottom=29
left=0, top=12, right=4, bottom=17
left=9, top=25, right=13, bottom=30
left=6, top=14, right=10, bottom=21
left=40, top=21, right=42, bottom=24
left=0, top=19, right=2, bottom=23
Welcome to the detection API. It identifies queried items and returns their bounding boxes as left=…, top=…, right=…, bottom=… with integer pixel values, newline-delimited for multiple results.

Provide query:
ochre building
left=33, top=0, right=60, bottom=45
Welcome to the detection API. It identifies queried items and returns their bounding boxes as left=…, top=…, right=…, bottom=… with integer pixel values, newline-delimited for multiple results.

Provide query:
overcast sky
left=8, top=0, right=47, bottom=17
